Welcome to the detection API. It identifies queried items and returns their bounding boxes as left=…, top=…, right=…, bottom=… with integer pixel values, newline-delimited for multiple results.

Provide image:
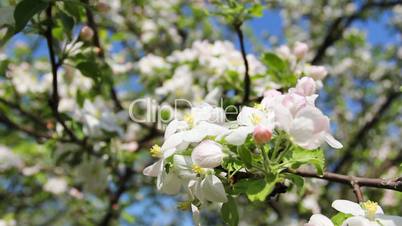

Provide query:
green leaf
left=247, top=177, right=277, bottom=202
left=14, top=0, right=48, bottom=33
left=234, top=176, right=277, bottom=202
left=247, top=4, right=264, bottom=17
left=261, top=52, right=286, bottom=73
left=238, top=146, right=252, bottom=168
left=285, top=174, right=304, bottom=195
left=331, top=212, right=353, bottom=226
left=221, top=196, right=239, bottom=226
left=290, top=147, right=325, bottom=175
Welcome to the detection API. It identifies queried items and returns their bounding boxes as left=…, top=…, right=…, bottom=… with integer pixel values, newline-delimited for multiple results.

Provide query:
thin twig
left=234, top=23, right=250, bottom=105
left=44, top=5, right=81, bottom=144
left=351, top=181, right=364, bottom=203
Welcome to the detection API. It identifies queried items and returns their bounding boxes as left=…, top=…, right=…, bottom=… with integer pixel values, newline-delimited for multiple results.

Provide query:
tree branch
left=45, top=6, right=82, bottom=144
left=333, top=90, right=401, bottom=173
left=84, top=3, right=123, bottom=111
left=290, top=169, right=402, bottom=192
left=312, top=0, right=402, bottom=64
left=234, top=23, right=251, bottom=105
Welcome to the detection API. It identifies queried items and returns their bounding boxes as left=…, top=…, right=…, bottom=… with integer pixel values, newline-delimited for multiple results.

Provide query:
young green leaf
left=14, top=0, right=48, bottom=33
left=221, top=196, right=239, bottom=226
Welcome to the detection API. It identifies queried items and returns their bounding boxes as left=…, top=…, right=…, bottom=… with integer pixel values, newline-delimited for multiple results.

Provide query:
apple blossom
left=225, top=106, right=275, bottom=145
left=292, top=77, right=317, bottom=96
left=294, top=41, right=309, bottom=59
left=305, top=65, right=328, bottom=81
left=332, top=200, right=402, bottom=226
left=191, top=140, right=224, bottom=168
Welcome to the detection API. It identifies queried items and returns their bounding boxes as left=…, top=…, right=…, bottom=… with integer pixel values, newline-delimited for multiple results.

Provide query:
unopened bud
left=305, top=65, right=328, bottom=80
left=293, top=41, right=309, bottom=59
left=253, top=125, right=272, bottom=144
left=96, top=2, right=110, bottom=13
left=80, top=26, right=94, bottom=41
left=295, top=77, right=316, bottom=96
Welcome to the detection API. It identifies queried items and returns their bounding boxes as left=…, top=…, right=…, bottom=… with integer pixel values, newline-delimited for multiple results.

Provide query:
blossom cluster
left=143, top=64, right=343, bottom=223
left=137, top=40, right=275, bottom=103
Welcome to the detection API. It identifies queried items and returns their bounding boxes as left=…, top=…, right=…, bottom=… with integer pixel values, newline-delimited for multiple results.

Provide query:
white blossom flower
left=332, top=200, right=402, bottom=226
left=44, top=177, right=68, bottom=195
left=225, top=106, right=275, bottom=145
left=0, top=146, right=23, bottom=171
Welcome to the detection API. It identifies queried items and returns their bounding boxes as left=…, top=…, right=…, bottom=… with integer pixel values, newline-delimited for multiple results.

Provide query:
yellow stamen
left=254, top=103, right=265, bottom=111
left=361, top=200, right=378, bottom=220
left=149, top=144, right=162, bottom=158
left=250, top=113, right=262, bottom=125
left=184, top=112, right=194, bottom=126
left=192, top=164, right=204, bottom=175
left=177, top=201, right=192, bottom=211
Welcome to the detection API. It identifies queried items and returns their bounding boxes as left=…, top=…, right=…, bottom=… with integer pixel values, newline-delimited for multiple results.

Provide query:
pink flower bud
left=80, top=26, right=94, bottom=41
left=305, top=65, right=328, bottom=80
left=295, top=77, right=316, bottom=96
left=253, top=125, right=272, bottom=144
left=293, top=41, right=309, bottom=59
left=263, top=89, right=282, bottom=98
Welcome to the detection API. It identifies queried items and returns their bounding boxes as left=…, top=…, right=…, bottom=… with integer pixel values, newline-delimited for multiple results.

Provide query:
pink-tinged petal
left=191, top=140, right=223, bottom=168
left=332, top=200, right=364, bottom=216
left=295, top=77, right=316, bottom=96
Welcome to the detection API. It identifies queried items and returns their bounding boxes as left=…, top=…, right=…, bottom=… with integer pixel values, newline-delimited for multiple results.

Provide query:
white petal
left=164, top=119, right=188, bottom=139
left=308, top=214, right=334, bottom=226
left=324, top=133, right=343, bottom=149
left=158, top=172, right=182, bottom=195
left=200, top=174, right=228, bottom=203
left=237, top=106, right=257, bottom=126
left=224, top=126, right=253, bottom=146
left=332, top=200, right=364, bottom=216
left=341, top=216, right=373, bottom=226
left=191, top=140, right=223, bottom=168
left=191, top=204, right=201, bottom=226
left=173, top=155, right=196, bottom=179
left=376, top=215, right=402, bottom=226
left=143, top=160, right=163, bottom=177
left=161, top=132, right=185, bottom=151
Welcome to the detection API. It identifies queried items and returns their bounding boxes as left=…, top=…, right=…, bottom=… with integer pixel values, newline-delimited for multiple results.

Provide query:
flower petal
left=143, top=159, right=163, bottom=177
left=332, top=200, right=364, bottom=216
left=224, top=126, right=254, bottom=146
left=200, top=174, right=228, bottom=203
left=308, top=214, right=334, bottom=226
left=341, top=216, right=373, bottom=226
left=376, top=215, right=402, bottom=226
left=191, top=140, right=223, bottom=168
left=324, top=133, right=343, bottom=149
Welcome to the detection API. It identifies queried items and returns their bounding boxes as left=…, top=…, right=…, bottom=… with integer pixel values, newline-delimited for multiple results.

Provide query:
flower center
left=361, top=200, right=378, bottom=220
left=184, top=113, right=194, bottom=126
left=251, top=113, right=262, bottom=125
left=177, top=201, right=192, bottom=211
left=192, top=164, right=204, bottom=175
left=149, top=144, right=162, bottom=158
